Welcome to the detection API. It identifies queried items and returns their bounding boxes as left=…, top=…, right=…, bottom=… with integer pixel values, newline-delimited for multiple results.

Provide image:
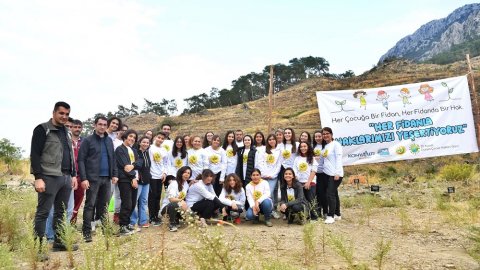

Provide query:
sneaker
left=91, top=221, right=96, bottom=232
left=84, top=234, right=92, bottom=243
left=334, top=215, right=342, bottom=221
left=113, top=213, right=120, bottom=224
left=152, top=219, right=162, bottom=227
left=230, top=211, right=240, bottom=218
left=265, top=220, right=273, bottom=227
left=140, top=223, right=150, bottom=228
left=271, top=211, right=281, bottom=219
left=119, top=226, right=133, bottom=236
left=128, top=224, right=141, bottom=233
left=324, top=216, right=335, bottom=224
left=168, top=225, right=178, bottom=232
left=52, top=241, right=79, bottom=252
left=234, top=217, right=241, bottom=225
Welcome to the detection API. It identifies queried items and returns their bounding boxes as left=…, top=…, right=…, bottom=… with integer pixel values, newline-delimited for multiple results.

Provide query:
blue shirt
left=99, top=138, right=109, bottom=176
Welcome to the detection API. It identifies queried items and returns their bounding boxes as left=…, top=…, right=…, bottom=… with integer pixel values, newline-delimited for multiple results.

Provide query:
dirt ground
left=32, top=182, right=479, bottom=270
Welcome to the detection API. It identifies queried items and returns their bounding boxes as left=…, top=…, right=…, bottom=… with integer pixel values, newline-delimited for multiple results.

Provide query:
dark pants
left=34, top=174, right=72, bottom=241
left=281, top=203, right=305, bottom=221
left=71, top=177, right=85, bottom=223
left=303, top=184, right=318, bottom=219
left=191, top=199, right=222, bottom=219
left=316, top=173, right=328, bottom=217
left=160, top=202, right=182, bottom=225
left=148, top=178, right=162, bottom=222
left=276, top=166, right=285, bottom=206
left=213, top=172, right=222, bottom=197
left=326, top=175, right=343, bottom=217
left=82, top=177, right=111, bottom=235
left=118, top=181, right=138, bottom=226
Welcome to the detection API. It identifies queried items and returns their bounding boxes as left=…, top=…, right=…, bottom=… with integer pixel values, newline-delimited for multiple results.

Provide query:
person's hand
left=231, top=203, right=238, bottom=210
left=111, top=177, right=118, bottom=184
left=180, top=200, right=188, bottom=211
left=35, top=179, right=46, bottom=193
left=334, top=175, right=340, bottom=181
left=161, top=173, right=166, bottom=183
left=280, top=203, right=287, bottom=212
left=304, top=181, right=311, bottom=190
left=124, top=164, right=134, bottom=172
left=71, top=177, right=78, bottom=190
left=81, top=180, right=90, bottom=190
left=132, top=179, right=138, bottom=189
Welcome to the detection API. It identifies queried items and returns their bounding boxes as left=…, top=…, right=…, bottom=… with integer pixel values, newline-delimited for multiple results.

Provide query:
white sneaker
left=334, top=215, right=342, bottom=221
left=272, top=211, right=281, bottom=219
left=324, top=216, right=335, bottom=224
left=91, top=221, right=96, bottom=232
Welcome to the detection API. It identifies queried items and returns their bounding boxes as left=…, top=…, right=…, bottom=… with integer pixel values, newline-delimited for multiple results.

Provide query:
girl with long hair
left=319, top=127, right=344, bottom=224
left=219, top=173, right=246, bottom=224
left=235, top=135, right=257, bottom=187
left=167, top=136, right=188, bottom=182
left=279, top=168, right=308, bottom=224
left=222, top=131, right=238, bottom=176
left=293, top=141, right=319, bottom=220
left=160, top=166, right=191, bottom=232
left=203, top=135, right=227, bottom=196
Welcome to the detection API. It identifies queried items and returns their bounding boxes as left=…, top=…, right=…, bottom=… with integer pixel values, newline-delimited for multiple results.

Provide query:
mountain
left=379, top=4, right=480, bottom=63
left=124, top=57, right=480, bottom=137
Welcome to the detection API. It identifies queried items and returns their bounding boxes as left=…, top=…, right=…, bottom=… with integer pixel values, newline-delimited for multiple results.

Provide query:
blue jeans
left=130, top=184, right=150, bottom=225
left=246, top=198, right=273, bottom=220
left=266, top=178, right=278, bottom=208
left=46, top=189, right=74, bottom=240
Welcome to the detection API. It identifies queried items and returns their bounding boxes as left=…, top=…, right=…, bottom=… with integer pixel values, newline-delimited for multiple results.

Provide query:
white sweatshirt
left=257, top=147, right=283, bottom=179
left=318, top=141, right=344, bottom=177
left=167, top=152, right=188, bottom=177
left=219, top=187, right=246, bottom=207
left=149, top=144, right=168, bottom=179
left=203, top=146, right=227, bottom=180
left=160, top=180, right=189, bottom=211
left=293, top=156, right=318, bottom=183
left=224, top=145, right=238, bottom=175
left=245, top=180, right=271, bottom=208
left=280, top=142, right=299, bottom=168
left=187, top=148, right=206, bottom=180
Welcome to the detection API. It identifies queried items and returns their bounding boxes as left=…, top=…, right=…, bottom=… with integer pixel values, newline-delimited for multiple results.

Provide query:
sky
left=0, top=0, right=478, bottom=156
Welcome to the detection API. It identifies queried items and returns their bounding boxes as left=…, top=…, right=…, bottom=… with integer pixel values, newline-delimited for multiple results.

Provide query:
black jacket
left=137, top=148, right=152, bottom=185
left=279, top=181, right=308, bottom=209
left=78, top=133, right=117, bottom=181
left=115, top=144, right=142, bottom=183
left=235, top=146, right=257, bottom=185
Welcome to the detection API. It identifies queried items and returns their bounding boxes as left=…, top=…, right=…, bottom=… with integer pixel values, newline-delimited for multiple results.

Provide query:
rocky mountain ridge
left=379, top=4, right=480, bottom=62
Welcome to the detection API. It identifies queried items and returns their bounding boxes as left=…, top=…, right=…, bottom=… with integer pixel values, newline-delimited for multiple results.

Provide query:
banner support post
left=268, top=65, right=274, bottom=133
left=466, top=54, right=480, bottom=148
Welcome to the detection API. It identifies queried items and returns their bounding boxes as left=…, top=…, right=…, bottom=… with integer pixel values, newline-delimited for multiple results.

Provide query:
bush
left=439, top=163, right=476, bottom=181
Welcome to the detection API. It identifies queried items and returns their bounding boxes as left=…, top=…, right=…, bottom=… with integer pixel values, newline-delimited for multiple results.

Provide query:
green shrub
left=0, top=243, right=14, bottom=269
left=439, top=163, right=475, bottom=181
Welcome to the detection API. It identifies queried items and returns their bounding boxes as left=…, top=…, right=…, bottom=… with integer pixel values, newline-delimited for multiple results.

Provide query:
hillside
left=125, top=57, right=480, bottom=137
left=379, top=4, right=480, bottom=63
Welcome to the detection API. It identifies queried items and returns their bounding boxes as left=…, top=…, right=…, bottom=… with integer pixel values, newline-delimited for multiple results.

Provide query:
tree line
left=182, top=56, right=354, bottom=114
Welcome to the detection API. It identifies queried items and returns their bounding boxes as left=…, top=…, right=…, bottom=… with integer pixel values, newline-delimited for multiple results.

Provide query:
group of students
left=112, top=125, right=345, bottom=234
left=31, top=102, right=344, bottom=262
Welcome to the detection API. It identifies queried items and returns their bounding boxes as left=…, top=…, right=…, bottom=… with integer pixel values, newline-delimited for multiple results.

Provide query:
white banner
left=316, top=75, right=479, bottom=166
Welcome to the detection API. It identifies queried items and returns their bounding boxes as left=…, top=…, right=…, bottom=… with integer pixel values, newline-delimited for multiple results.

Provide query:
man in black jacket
left=78, top=116, right=118, bottom=242
left=30, top=101, right=78, bottom=260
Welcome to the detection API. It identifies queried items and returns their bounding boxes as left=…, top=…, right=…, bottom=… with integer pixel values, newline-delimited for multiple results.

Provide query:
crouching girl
left=219, top=173, right=246, bottom=224
left=160, top=166, right=191, bottom=232
left=279, top=168, right=308, bottom=224
left=245, top=169, right=273, bottom=227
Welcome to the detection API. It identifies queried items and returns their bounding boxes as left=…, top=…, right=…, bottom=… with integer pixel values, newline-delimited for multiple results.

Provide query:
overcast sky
left=0, top=0, right=478, bottom=156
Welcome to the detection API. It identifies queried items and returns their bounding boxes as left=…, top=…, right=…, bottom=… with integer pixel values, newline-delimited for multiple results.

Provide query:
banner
left=316, top=75, right=479, bottom=166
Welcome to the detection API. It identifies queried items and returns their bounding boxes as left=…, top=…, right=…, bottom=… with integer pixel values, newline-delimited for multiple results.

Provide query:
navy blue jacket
left=78, top=133, right=118, bottom=181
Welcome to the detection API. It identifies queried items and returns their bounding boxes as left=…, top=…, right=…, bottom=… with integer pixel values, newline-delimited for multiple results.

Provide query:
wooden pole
left=466, top=54, right=480, bottom=148
left=268, top=65, right=274, bottom=133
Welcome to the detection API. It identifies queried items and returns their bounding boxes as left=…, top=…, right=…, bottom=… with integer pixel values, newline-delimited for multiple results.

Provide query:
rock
left=444, top=263, right=456, bottom=269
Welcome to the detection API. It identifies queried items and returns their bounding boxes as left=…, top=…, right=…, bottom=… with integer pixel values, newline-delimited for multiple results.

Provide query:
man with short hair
left=106, top=116, right=122, bottom=141
left=70, top=119, right=84, bottom=224
left=78, top=116, right=118, bottom=242
left=160, top=123, right=174, bottom=152
left=235, top=129, right=244, bottom=148
left=31, top=101, right=78, bottom=259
